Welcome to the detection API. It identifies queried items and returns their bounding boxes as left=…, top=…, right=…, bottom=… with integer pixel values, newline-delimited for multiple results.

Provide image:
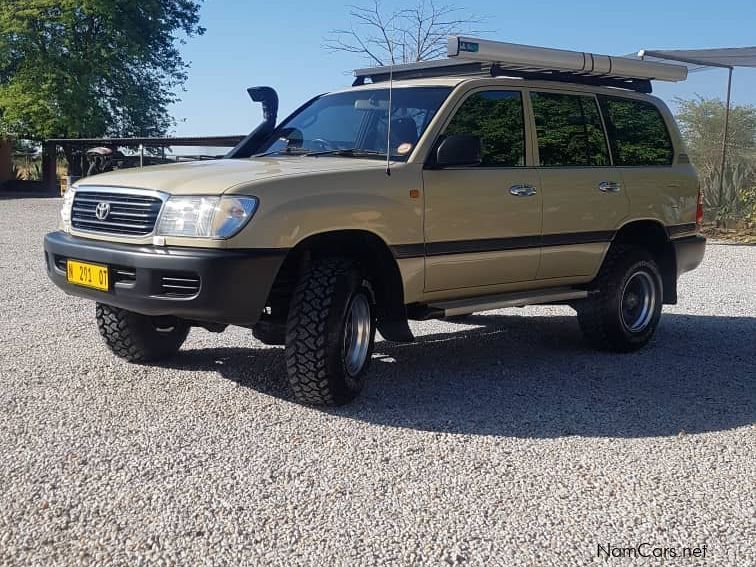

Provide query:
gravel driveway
left=1, top=196, right=754, bottom=566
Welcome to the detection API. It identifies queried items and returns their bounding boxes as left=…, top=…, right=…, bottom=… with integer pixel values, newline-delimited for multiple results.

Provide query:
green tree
left=0, top=0, right=204, bottom=144
left=675, top=96, right=756, bottom=224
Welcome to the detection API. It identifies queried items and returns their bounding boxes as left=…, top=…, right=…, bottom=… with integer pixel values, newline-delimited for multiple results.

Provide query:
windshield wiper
left=254, top=147, right=311, bottom=158
left=305, top=148, right=387, bottom=158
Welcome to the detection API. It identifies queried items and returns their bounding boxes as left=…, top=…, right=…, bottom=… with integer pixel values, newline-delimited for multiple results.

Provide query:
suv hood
left=75, top=156, right=387, bottom=195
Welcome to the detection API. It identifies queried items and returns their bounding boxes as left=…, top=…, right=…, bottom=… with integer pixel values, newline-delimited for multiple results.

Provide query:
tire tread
left=577, top=245, right=661, bottom=352
left=285, top=258, right=357, bottom=405
left=95, top=303, right=188, bottom=363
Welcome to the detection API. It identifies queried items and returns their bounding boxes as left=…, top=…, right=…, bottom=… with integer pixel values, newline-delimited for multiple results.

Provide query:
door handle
left=509, top=184, right=537, bottom=197
left=598, top=181, right=621, bottom=193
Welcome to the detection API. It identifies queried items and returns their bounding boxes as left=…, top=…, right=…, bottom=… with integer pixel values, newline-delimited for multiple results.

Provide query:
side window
left=443, top=91, right=525, bottom=167
left=530, top=92, right=610, bottom=167
left=599, top=96, right=674, bottom=166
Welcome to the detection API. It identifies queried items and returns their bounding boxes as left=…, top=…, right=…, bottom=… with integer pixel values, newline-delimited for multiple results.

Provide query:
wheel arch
left=268, top=229, right=414, bottom=342
left=609, top=219, right=678, bottom=304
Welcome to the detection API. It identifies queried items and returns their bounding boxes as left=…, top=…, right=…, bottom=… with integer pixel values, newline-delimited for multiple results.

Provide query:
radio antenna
left=385, top=63, right=394, bottom=176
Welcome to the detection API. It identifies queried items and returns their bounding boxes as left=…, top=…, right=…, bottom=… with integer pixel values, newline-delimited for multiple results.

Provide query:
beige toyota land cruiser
left=44, top=38, right=706, bottom=405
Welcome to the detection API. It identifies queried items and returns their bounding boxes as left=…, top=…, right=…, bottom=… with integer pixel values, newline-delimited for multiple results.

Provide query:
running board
left=426, top=287, right=589, bottom=318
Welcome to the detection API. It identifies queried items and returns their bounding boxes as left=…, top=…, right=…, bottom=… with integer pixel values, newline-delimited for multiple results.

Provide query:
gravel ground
left=0, top=196, right=754, bottom=567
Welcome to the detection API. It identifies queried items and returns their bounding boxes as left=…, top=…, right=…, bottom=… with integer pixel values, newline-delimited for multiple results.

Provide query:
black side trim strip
left=667, top=223, right=697, bottom=238
left=391, top=243, right=426, bottom=259
left=428, top=235, right=541, bottom=256
left=392, top=230, right=616, bottom=259
left=541, top=230, right=615, bottom=247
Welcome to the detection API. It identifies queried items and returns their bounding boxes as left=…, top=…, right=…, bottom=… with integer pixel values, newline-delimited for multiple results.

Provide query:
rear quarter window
left=599, top=96, right=674, bottom=166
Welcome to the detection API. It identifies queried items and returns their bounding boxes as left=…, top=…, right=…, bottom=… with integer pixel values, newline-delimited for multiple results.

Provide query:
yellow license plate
left=66, top=260, right=109, bottom=291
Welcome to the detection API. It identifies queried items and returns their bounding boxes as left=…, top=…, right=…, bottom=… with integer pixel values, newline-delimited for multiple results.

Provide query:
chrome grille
left=72, top=190, right=163, bottom=236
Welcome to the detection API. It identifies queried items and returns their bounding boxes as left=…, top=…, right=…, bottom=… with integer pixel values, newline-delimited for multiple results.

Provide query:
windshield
left=257, top=87, right=452, bottom=160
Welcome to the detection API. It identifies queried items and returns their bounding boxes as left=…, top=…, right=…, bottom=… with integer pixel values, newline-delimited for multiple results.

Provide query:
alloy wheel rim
left=620, top=270, right=656, bottom=333
left=343, top=293, right=371, bottom=376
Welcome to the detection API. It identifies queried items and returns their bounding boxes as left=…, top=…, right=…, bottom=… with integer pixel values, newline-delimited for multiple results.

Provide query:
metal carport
left=637, top=47, right=756, bottom=198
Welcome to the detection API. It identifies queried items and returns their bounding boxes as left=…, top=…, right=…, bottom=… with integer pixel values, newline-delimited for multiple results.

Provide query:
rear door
left=530, top=90, right=629, bottom=279
left=423, top=88, right=541, bottom=292
left=597, top=95, right=697, bottom=233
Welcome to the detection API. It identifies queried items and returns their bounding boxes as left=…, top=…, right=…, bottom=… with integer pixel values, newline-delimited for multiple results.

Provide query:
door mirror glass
left=436, top=134, right=482, bottom=167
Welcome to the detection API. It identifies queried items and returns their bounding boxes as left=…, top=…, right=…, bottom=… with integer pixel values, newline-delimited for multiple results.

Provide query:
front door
left=423, top=89, right=542, bottom=292
left=529, top=90, right=630, bottom=279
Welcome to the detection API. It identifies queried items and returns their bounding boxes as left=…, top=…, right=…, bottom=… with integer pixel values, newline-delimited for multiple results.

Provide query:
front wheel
left=96, top=303, right=190, bottom=362
left=577, top=246, right=663, bottom=352
left=284, top=258, right=376, bottom=406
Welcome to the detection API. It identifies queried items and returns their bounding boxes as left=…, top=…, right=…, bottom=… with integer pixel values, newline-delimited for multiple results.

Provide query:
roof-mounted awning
left=448, top=36, right=688, bottom=82
left=354, top=36, right=689, bottom=93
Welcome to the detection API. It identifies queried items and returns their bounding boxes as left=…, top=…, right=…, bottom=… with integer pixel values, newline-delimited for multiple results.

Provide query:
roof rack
left=353, top=36, right=688, bottom=94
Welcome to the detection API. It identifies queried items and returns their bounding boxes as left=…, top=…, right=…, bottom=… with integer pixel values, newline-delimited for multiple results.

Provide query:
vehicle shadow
left=171, top=313, right=756, bottom=439
left=0, top=190, right=59, bottom=200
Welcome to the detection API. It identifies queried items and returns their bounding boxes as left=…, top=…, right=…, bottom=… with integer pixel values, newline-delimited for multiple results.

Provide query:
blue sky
left=169, top=0, right=756, bottom=137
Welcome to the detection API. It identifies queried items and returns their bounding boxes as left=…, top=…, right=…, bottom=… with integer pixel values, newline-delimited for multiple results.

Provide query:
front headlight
left=60, top=187, right=76, bottom=232
left=156, top=196, right=258, bottom=239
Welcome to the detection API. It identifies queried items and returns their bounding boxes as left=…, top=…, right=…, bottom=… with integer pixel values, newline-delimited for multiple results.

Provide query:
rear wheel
left=284, top=258, right=375, bottom=406
left=577, top=246, right=663, bottom=352
left=96, top=303, right=190, bottom=362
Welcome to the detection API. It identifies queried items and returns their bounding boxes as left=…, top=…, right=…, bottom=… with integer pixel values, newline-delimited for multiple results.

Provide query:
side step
left=426, top=287, right=589, bottom=318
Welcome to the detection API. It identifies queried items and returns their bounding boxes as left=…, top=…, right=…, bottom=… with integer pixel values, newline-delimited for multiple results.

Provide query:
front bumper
left=673, top=235, right=706, bottom=276
left=43, top=231, right=287, bottom=326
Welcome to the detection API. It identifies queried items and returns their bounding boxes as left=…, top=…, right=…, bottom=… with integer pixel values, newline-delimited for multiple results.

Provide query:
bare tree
left=324, top=0, right=485, bottom=66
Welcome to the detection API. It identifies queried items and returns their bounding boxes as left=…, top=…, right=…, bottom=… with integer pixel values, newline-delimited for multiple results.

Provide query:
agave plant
left=9, top=162, right=23, bottom=181
left=701, top=159, right=755, bottom=226
left=26, top=161, right=42, bottom=181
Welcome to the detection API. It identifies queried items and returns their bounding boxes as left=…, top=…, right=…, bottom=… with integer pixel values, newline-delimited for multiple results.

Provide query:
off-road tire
left=285, top=258, right=375, bottom=406
left=96, top=303, right=190, bottom=363
left=577, top=245, right=663, bottom=352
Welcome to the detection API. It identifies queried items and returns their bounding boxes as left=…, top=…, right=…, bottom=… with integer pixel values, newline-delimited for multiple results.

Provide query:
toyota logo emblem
left=95, top=202, right=111, bottom=221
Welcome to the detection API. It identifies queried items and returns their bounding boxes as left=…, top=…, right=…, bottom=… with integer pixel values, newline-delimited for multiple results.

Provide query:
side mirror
left=435, top=134, right=482, bottom=168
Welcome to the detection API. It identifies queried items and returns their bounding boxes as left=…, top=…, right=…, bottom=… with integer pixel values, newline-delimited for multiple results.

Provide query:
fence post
left=717, top=66, right=734, bottom=223
left=42, top=142, right=58, bottom=193
left=0, top=138, right=11, bottom=184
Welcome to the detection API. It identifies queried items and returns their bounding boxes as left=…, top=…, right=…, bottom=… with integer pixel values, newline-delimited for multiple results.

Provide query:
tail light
left=695, top=190, right=704, bottom=228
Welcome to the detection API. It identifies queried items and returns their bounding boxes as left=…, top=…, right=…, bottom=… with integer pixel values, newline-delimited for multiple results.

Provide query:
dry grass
left=703, top=223, right=756, bottom=244
left=10, top=158, right=66, bottom=182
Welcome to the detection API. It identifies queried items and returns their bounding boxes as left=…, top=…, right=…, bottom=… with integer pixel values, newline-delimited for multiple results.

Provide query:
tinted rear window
left=599, top=96, right=674, bottom=166
left=530, top=92, right=610, bottom=167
